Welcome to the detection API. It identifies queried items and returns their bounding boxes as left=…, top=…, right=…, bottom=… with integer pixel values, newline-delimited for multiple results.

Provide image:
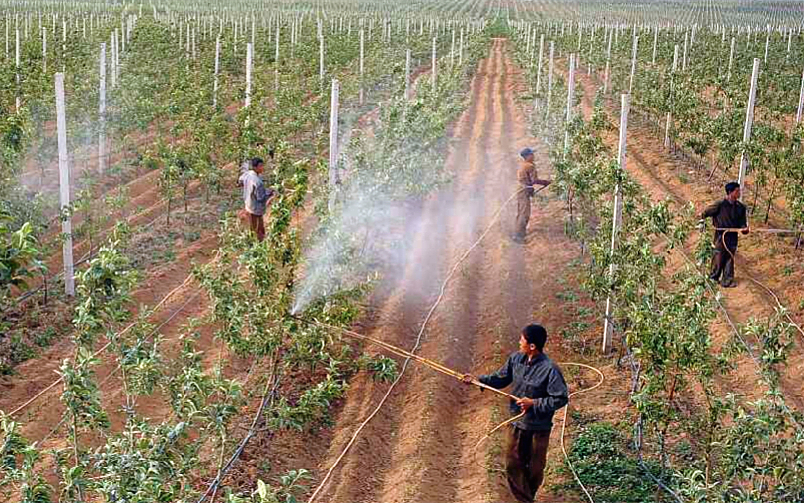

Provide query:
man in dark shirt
left=701, top=182, right=749, bottom=287
left=463, top=325, right=568, bottom=503
left=513, top=148, right=551, bottom=243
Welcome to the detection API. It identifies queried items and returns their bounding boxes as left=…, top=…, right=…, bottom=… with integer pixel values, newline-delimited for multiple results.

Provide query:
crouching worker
left=463, top=325, right=568, bottom=503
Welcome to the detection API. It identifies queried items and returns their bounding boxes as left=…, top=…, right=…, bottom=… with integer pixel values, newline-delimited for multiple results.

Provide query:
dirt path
left=309, top=39, right=596, bottom=503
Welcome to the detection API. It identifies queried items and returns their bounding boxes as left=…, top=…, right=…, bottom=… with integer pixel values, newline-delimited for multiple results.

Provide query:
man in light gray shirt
left=238, top=157, right=275, bottom=241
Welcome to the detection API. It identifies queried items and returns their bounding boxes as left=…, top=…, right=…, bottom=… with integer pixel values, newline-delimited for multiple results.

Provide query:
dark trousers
left=514, top=192, right=532, bottom=240
left=710, top=244, right=736, bottom=285
left=506, top=426, right=551, bottom=503
left=249, top=213, right=266, bottom=242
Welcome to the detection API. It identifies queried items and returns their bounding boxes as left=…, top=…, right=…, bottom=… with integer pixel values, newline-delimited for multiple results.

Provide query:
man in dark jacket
left=463, top=325, right=568, bottom=503
left=702, top=182, right=749, bottom=287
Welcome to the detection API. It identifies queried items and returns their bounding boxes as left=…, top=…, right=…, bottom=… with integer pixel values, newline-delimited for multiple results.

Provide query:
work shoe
left=720, top=280, right=736, bottom=288
left=511, top=234, right=525, bottom=244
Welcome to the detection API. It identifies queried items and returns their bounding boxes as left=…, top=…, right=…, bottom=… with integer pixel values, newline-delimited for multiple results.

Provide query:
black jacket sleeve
left=702, top=201, right=721, bottom=220
left=478, top=354, right=514, bottom=389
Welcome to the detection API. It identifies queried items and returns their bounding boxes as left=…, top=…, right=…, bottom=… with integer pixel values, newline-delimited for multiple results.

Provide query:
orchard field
left=1, top=1, right=804, bottom=502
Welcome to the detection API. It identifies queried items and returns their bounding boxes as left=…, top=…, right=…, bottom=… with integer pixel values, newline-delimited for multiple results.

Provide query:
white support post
left=42, top=27, right=47, bottom=73
left=796, top=68, right=804, bottom=124
left=405, top=48, right=411, bottom=100
left=727, top=37, right=735, bottom=82
left=764, top=27, right=770, bottom=63
left=245, top=42, right=253, bottom=108
left=546, top=41, right=555, bottom=119
left=213, top=36, right=220, bottom=107
left=682, top=30, right=688, bottom=71
left=15, top=28, right=19, bottom=111
left=738, top=58, right=760, bottom=191
left=359, top=29, right=364, bottom=104
left=99, top=43, right=106, bottom=174
left=536, top=34, right=544, bottom=95
left=459, top=27, right=464, bottom=66
left=274, top=24, right=280, bottom=92
left=652, top=25, right=658, bottom=64
left=602, top=93, right=630, bottom=353
left=665, top=45, right=679, bottom=149
left=629, top=35, right=638, bottom=94
left=604, top=28, right=613, bottom=94
left=328, top=79, right=340, bottom=188
left=431, top=36, right=437, bottom=87
left=55, top=73, right=74, bottom=297
left=450, top=27, right=455, bottom=70
left=564, top=53, right=575, bottom=155
left=319, top=32, right=324, bottom=82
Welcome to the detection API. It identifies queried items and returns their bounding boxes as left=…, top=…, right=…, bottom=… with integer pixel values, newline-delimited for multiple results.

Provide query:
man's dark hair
left=522, top=325, right=547, bottom=352
left=252, top=157, right=264, bottom=168
left=725, top=181, right=740, bottom=194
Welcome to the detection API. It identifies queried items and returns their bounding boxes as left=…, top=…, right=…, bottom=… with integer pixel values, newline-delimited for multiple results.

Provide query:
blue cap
left=520, top=147, right=534, bottom=159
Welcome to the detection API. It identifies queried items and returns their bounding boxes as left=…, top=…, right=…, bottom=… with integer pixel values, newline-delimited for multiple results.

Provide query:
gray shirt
left=239, top=169, right=274, bottom=216
left=479, top=352, right=568, bottom=431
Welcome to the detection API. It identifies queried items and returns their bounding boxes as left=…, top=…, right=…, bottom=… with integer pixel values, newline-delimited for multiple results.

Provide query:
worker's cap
left=520, top=147, right=534, bottom=159
left=725, top=181, right=740, bottom=194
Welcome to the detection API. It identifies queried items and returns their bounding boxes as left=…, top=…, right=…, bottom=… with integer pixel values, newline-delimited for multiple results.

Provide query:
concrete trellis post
left=42, top=27, right=47, bottom=73
left=15, top=28, right=19, bottom=111
left=602, top=93, right=630, bottom=353
left=652, top=25, right=658, bottom=64
left=564, top=54, right=576, bottom=155
left=55, top=73, right=75, bottom=297
left=458, top=27, right=463, bottom=68
left=450, top=27, right=455, bottom=69
left=328, top=79, right=340, bottom=189
left=665, top=45, right=679, bottom=149
left=796, top=69, right=804, bottom=124
left=546, top=41, right=555, bottom=119
left=738, top=59, right=760, bottom=191
left=359, top=29, right=364, bottom=104
left=274, top=25, right=280, bottom=92
left=319, top=31, right=324, bottom=82
left=405, top=49, right=411, bottom=100
left=245, top=42, right=253, bottom=108
left=99, top=43, right=107, bottom=174
left=727, top=37, right=736, bottom=82
left=431, top=36, right=437, bottom=87
left=536, top=34, right=544, bottom=95
left=213, top=36, right=220, bottom=107
left=459, top=27, right=464, bottom=66
left=682, top=31, right=688, bottom=71
left=604, top=28, right=613, bottom=94
left=629, top=35, right=638, bottom=94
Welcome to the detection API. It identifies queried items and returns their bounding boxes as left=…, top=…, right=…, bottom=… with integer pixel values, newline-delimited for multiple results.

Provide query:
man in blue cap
left=513, top=147, right=551, bottom=243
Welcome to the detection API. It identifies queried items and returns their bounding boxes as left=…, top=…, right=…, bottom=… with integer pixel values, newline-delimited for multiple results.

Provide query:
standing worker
left=238, top=157, right=275, bottom=242
left=701, top=181, right=749, bottom=288
left=513, top=148, right=551, bottom=243
left=463, top=325, right=568, bottom=503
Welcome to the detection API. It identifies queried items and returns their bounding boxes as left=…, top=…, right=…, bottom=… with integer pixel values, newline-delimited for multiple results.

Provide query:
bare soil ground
left=297, top=39, right=617, bottom=503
